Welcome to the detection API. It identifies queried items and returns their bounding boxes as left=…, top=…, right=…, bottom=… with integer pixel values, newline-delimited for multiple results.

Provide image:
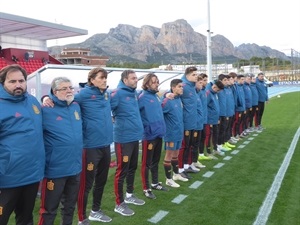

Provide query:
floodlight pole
left=207, top=0, right=213, bottom=82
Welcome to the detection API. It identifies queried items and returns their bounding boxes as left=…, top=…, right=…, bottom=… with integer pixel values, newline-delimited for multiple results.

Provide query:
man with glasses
left=43, top=67, right=113, bottom=224
left=38, top=77, right=83, bottom=225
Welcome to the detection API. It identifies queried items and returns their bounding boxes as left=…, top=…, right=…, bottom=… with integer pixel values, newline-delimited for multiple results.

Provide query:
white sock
left=178, top=168, right=184, bottom=173
left=199, top=153, right=204, bottom=156
left=184, top=164, right=189, bottom=170
left=126, top=192, right=132, bottom=198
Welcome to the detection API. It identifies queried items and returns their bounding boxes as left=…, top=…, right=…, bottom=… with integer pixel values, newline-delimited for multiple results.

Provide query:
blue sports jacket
left=243, top=82, right=253, bottom=109
left=181, top=75, right=197, bottom=130
left=161, top=95, right=183, bottom=142
left=256, top=78, right=269, bottom=102
left=110, top=80, right=143, bottom=143
left=138, top=90, right=166, bottom=140
left=250, top=82, right=259, bottom=106
left=42, top=93, right=83, bottom=178
left=217, top=88, right=227, bottom=117
left=0, top=84, right=45, bottom=188
left=75, top=84, right=113, bottom=148
left=199, top=87, right=208, bottom=124
left=196, top=89, right=204, bottom=130
left=206, top=84, right=220, bottom=125
left=234, top=83, right=246, bottom=112
left=225, top=86, right=235, bottom=117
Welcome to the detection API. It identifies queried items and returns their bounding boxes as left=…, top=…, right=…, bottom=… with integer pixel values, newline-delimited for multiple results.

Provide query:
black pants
left=218, top=116, right=229, bottom=145
left=178, top=130, right=195, bottom=168
left=141, top=137, right=163, bottom=190
left=249, top=106, right=258, bottom=127
left=226, top=116, right=234, bottom=141
left=38, top=174, right=80, bottom=225
left=199, top=125, right=207, bottom=154
left=114, top=141, right=139, bottom=205
left=257, top=101, right=265, bottom=126
left=77, top=146, right=111, bottom=221
left=192, top=130, right=202, bottom=162
left=0, top=182, right=39, bottom=225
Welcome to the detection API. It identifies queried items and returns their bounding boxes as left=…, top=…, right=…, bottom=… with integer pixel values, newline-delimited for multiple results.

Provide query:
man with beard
left=0, top=64, right=45, bottom=225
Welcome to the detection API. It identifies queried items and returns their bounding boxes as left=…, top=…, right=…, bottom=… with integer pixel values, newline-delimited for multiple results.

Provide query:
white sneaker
left=189, top=164, right=200, bottom=172
left=173, top=173, right=188, bottom=182
left=193, top=161, right=206, bottom=168
left=213, top=149, right=225, bottom=156
left=166, top=179, right=180, bottom=188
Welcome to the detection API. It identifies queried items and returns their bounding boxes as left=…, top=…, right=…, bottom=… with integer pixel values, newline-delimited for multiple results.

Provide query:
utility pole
left=207, top=0, right=212, bottom=82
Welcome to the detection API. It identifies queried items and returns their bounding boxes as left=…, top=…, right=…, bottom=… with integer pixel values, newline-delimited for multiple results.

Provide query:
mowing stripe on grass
left=231, top=150, right=240, bottom=155
left=189, top=181, right=203, bottom=189
left=147, top=210, right=169, bottom=224
left=238, top=144, right=246, bottom=149
left=253, top=127, right=300, bottom=225
left=243, top=140, right=251, bottom=144
left=252, top=133, right=259, bottom=136
left=171, top=194, right=188, bottom=204
left=248, top=137, right=255, bottom=140
left=203, top=171, right=214, bottom=178
left=214, top=162, right=225, bottom=168
left=223, top=156, right=232, bottom=160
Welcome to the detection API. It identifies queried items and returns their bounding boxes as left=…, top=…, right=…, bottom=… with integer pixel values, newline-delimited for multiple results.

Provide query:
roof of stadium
left=0, top=12, right=88, bottom=41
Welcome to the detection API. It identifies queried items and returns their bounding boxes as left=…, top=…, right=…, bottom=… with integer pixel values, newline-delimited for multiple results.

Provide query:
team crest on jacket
left=87, top=162, right=94, bottom=171
left=148, top=143, right=153, bottom=150
left=47, top=180, right=54, bottom=191
left=0, top=206, right=2, bottom=215
left=123, top=156, right=129, bottom=162
left=169, top=142, right=174, bottom=148
left=74, top=110, right=80, bottom=120
left=32, top=104, right=40, bottom=114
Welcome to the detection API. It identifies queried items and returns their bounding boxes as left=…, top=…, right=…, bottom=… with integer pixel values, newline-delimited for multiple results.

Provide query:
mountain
left=48, top=19, right=289, bottom=64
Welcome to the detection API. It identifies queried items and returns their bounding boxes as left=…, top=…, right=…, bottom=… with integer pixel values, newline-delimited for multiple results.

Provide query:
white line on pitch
left=253, top=127, right=300, bottom=225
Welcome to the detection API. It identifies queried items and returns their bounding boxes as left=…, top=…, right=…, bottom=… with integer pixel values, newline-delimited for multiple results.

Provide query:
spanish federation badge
left=87, top=162, right=94, bottom=171
left=74, top=110, right=80, bottom=120
left=32, top=104, right=40, bottom=114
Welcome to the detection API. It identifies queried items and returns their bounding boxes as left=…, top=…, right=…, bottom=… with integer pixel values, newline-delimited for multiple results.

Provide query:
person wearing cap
left=256, top=72, right=269, bottom=131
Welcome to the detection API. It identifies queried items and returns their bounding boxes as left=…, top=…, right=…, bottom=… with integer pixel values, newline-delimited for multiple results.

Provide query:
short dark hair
left=184, top=66, right=197, bottom=75
left=200, top=73, right=208, bottom=79
left=228, top=72, right=237, bottom=78
left=214, top=80, right=224, bottom=90
left=121, top=69, right=135, bottom=81
left=0, top=64, right=27, bottom=84
left=170, top=79, right=182, bottom=90
left=218, top=74, right=227, bottom=81
left=237, top=74, right=245, bottom=79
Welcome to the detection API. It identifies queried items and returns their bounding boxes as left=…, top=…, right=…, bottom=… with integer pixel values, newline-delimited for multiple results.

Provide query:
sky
left=1, top=0, right=300, bottom=55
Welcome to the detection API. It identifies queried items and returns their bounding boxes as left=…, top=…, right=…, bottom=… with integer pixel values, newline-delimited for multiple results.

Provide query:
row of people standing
left=0, top=64, right=268, bottom=225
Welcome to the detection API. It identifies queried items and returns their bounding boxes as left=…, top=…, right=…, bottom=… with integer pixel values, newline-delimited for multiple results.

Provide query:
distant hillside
left=48, top=19, right=289, bottom=64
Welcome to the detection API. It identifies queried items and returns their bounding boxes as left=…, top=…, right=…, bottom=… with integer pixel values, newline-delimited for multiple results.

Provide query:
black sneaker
left=180, top=171, right=192, bottom=179
left=143, top=189, right=156, bottom=199
left=151, top=182, right=169, bottom=191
